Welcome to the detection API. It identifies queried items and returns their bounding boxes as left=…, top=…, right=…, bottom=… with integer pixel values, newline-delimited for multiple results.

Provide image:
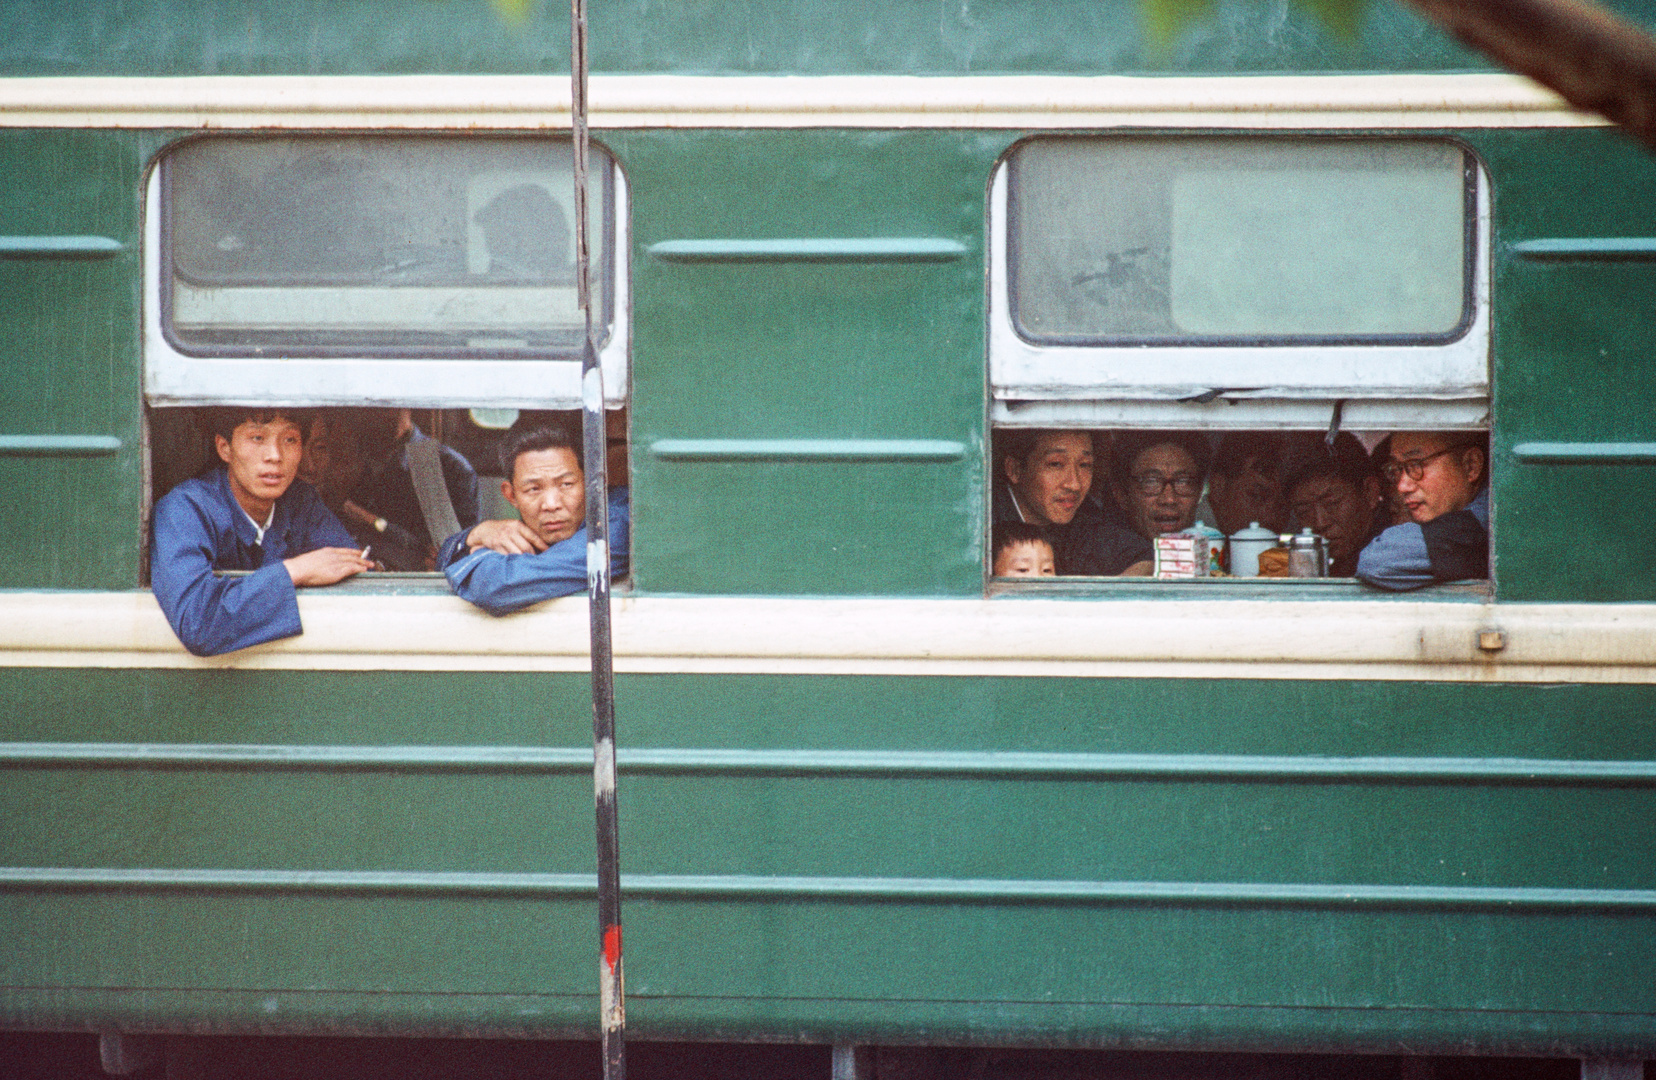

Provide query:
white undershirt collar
left=1006, top=483, right=1031, bottom=524
left=242, top=504, right=275, bottom=545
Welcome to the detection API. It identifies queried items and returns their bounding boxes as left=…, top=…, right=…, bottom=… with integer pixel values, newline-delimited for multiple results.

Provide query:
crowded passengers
left=147, top=407, right=1489, bottom=657
left=150, top=409, right=629, bottom=655
left=992, top=426, right=1489, bottom=589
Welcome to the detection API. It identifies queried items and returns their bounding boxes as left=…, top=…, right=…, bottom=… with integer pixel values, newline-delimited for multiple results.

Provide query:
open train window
left=144, top=135, right=628, bottom=409
left=988, top=426, right=1492, bottom=590
left=988, top=137, right=1491, bottom=591
left=144, top=405, right=629, bottom=581
left=989, top=136, right=1489, bottom=431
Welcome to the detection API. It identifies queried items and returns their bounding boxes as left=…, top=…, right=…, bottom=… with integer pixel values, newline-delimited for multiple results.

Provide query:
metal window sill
left=989, top=577, right=1493, bottom=602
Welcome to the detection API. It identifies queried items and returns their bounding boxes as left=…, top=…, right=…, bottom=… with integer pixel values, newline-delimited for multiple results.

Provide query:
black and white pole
left=569, top=0, right=625, bottom=1077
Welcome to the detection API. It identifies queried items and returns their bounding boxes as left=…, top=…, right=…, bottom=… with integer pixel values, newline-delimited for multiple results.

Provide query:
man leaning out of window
left=1356, top=431, right=1489, bottom=590
left=437, top=418, right=629, bottom=616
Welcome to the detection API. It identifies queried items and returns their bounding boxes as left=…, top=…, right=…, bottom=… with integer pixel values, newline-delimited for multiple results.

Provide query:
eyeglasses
left=1130, top=473, right=1202, bottom=497
left=1379, top=445, right=1464, bottom=485
left=1381, top=448, right=1459, bottom=484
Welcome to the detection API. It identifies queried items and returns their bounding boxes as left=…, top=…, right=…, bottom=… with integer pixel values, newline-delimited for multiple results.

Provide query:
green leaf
left=489, top=0, right=532, bottom=25
left=1141, top=0, right=1219, bottom=50
left=1291, top=0, right=1369, bottom=41
left=1138, top=0, right=1372, bottom=52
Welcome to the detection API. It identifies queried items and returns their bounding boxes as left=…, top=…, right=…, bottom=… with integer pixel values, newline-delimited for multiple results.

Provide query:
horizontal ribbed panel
left=648, top=237, right=966, bottom=262
left=1512, top=238, right=1656, bottom=260
left=0, top=435, right=123, bottom=456
left=1513, top=442, right=1656, bottom=464
left=649, top=439, right=965, bottom=462
left=2, top=866, right=1651, bottom=910
left=0, top=235, right=123, bottom=257
left=5, top=743, right=1653, bottom=784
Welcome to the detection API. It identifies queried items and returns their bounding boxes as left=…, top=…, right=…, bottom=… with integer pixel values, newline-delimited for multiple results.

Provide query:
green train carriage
left=1, top=1, right=1654, bottom=1074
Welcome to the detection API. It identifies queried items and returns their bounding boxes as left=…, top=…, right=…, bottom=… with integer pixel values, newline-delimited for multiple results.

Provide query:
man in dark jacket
left=1284, top=433, right=1388, bottom=579
left=993, top=429, right=1151, bottom=577
left=348, top=409, right=480, bottom=569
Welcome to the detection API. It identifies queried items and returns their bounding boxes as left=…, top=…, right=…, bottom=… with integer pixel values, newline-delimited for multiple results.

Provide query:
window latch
left=1177, top=387, right=1262, bottom=405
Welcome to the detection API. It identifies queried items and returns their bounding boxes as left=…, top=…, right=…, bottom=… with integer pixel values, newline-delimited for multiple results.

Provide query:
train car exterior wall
left=1, top=0, right=1654, bottom=1063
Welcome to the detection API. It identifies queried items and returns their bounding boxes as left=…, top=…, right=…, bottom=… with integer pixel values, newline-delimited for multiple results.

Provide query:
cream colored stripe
left=3, top=591, right=1654, bottom=683
left=0, top=74, right=1599, bottom=130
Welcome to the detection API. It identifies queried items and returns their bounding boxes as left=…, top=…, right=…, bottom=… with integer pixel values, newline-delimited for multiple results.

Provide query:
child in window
left=991, top=522, right=1057, bottom=578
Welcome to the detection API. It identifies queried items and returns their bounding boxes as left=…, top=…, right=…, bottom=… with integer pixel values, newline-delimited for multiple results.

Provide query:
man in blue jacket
left=151, top=408, right=372, bottom=656
left=437, top=419, right=629, bottom=616
left=1356, top=431, right=1489, bottom=590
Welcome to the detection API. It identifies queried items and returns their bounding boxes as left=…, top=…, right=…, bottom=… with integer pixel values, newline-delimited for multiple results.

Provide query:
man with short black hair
left=151, top=408, right=371, bottom=656
left=437, top=419, right=629, bottom=615
left=1110, top=429, right=1212, bottom=541
left=1355, top=431, right=1489, bottom=590
left=1205, top=431, right=1290, bottom=536
left=993, top=429, right=1151, bottom=576
left=1284, top=433, right=1386, bottom=578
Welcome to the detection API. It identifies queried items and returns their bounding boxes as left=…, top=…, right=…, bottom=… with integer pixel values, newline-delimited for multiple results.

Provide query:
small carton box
left=1153, top=533, right=1210, bottom=579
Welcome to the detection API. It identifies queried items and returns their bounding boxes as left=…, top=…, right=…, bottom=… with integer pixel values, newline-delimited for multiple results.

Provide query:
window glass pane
left=1010, top=139, right=1467, bottom=343
left=166, top=137, right=610, bottom=356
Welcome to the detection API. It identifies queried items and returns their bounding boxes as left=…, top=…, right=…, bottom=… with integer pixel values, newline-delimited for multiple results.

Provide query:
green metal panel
left=0, top=1, right=1503, bottom=78
left=0, top=130, right=169, bottom=589
left=0, top=122, right=1648, bottom=604
left=1466, top=128, right=1656, bottom=602
left=614, top=130, right=1006, bottom=597
left=2, top=668, right=1652, bottom=1050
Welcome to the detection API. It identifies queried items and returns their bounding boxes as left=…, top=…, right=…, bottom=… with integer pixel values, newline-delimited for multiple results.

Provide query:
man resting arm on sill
left=438, top=419, right=629, bottom=617
left=1356, top=431, right=1489, bottom=591
left=151, top=408, right=371, bottom=656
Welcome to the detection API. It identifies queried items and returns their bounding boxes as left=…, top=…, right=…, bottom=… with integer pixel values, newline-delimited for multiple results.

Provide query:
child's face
left=993, top=539, right=1056, bottom=578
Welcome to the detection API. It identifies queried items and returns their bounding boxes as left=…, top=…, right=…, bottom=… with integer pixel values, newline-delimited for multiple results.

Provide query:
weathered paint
left=0, top=73, right=1602, bottom=130
left=1, top=0, right=1654, bottom=1058
left=0, top=1, right=1499, bottom=78
left=3, top=592, right=1656, bottom=682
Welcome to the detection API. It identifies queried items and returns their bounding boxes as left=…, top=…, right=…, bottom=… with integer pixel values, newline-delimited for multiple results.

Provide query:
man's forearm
left=444, top=544, right=586, bottom=616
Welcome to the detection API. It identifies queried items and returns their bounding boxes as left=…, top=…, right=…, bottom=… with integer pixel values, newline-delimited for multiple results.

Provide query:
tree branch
left=1403, top=0, right=1656, bottom=150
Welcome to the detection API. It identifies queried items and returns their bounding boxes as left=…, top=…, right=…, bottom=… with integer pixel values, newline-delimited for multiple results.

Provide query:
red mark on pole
left=603, top=924, right=622, bottom=973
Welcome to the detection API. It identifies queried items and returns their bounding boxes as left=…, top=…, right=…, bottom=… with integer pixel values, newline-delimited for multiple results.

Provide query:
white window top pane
left=1011, top=138, right=1469, bottom=344
left=164, top=136, right=610, bottom=357
left=991, top=136, right=1489, bottom=428
left=145, top=136, right=629, bottom=409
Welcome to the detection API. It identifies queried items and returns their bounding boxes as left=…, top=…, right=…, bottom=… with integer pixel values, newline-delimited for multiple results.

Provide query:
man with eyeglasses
left=1111, top=430, right=1212, bottom=542
left=1355, top=431, right=1489, bottom=590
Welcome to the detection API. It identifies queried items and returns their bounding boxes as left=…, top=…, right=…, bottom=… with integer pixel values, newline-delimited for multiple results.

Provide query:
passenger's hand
left=465, top=519, right=548, bottom=555
left=283, top=547, right=373, bottom=587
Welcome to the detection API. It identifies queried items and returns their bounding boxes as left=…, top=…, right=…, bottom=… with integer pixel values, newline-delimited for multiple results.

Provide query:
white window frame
left=987, top=139, right=1490, bottom=431
left=143, top=145, right=629, bottom=410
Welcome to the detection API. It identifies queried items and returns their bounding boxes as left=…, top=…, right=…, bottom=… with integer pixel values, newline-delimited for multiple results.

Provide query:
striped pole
left=569, top=0, right=625, bottom=1076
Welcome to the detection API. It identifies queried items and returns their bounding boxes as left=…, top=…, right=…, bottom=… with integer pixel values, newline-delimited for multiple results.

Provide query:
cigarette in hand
left=360, top=545, right=372, bottom=561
